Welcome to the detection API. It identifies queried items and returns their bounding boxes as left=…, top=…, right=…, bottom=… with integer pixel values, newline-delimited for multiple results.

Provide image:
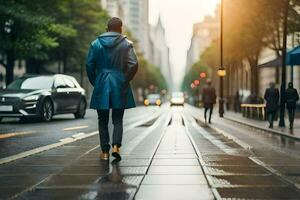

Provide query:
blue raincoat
left=86, top=32, right=138, bottom=109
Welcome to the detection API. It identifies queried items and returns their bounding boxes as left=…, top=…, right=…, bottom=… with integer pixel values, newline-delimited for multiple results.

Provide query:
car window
left=7, top=76, right=54, bottom=90
left=64, top=77, right=76, bottom=88
left=54, top=77, right=66, bottom=88
left=148, top=94, right=160, bottom=99
left=172, top=92, right=184, bottom=98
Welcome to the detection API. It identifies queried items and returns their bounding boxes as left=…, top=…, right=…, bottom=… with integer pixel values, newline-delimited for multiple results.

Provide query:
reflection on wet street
left=1, top=105, right=300, bottom=199
left=80, top=161, right=135, bottom=200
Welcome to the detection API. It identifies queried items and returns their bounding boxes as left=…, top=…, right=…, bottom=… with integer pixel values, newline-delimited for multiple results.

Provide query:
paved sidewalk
left=225, top=111, right=300, bottom=137
left=0, top=111, right=170, bottom=199
left=0, top=108, right=215, bottom=199
left=135, top=112, right=214, bottom=200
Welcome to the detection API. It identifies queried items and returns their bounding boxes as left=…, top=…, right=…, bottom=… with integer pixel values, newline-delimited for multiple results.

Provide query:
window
left=7, top=76, right=54, bottom=90
left=54, top=77, right=66, bottom=88
left=64, top=77, right=76, bottom=88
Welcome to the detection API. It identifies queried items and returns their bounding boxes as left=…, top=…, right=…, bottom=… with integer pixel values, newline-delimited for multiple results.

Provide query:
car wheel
left=74, top=99, right=86, bottom=119
left=41, top=99, right=53, bottom=122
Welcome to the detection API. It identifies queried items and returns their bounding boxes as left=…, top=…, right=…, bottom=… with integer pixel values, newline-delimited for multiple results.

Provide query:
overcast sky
left=149, top=0, right=219, bottom=89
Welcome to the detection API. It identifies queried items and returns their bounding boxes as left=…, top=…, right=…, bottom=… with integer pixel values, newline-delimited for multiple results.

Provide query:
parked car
left=144, top=94, right=162, bottom=106
left=0, top=74, right=87, bottom=122
left=170, top=92, right=185, bottom=106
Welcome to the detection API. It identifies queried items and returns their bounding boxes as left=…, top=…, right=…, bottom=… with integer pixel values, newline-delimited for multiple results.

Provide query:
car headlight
left=23, top=95, right=40, bottom=101
left=156, top=99, right=161, bottom=106
left=144, top=99, right=149, bottom=106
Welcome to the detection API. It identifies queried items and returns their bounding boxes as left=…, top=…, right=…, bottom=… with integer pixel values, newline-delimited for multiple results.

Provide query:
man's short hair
left=107, top=17, right=122, bottom=32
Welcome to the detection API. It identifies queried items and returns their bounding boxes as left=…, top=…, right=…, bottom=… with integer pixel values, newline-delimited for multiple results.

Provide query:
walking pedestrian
left=202, top=79, right=216, bottom=123
left=86, top=17, right=138, bottom=161
left=285, top=82, right=299, bottom=129
left=264, top=82, right=279, bottom=128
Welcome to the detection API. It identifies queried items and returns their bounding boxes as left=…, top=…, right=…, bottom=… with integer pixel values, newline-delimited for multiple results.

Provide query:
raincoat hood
left=98, top=32, right=126, bottom=48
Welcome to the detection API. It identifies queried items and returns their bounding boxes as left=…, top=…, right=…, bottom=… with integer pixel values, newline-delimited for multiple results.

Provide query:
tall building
left=101, top=0, right=171, bottom=88
left=186, top=8, right=220, bottom=72
left=101, top=0, right=151, bottom=61
left=150, top=16, right=172, bottom=88
left=122, top=0, right=151, bottom=60
left=101, top=0, right=121, bottom=17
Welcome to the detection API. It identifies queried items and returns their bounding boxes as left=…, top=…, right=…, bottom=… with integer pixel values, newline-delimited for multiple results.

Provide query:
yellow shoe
left=100, top=152, right=109, bottom=161
left=112, top=145, right=121, bottom=160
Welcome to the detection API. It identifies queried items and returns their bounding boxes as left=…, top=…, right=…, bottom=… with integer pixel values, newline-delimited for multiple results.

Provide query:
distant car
left=170, top=92, right=185, bottom=106
left=0, top=74, right=87, bottom=122
left=144, top=94, right=162, bottom=106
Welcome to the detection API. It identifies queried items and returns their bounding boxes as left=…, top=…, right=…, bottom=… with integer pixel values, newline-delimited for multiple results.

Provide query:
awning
left=258, top=45, right=300, bottom=68
left=287, top=45, right=300, bottom=65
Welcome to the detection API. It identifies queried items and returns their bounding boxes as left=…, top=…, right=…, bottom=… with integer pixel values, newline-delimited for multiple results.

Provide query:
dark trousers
left=288, top=108, right=295, bottom=127
left=267, top=111, right=276, bottom=127
left=204, top=106, right=213, bottom=122
left=97, top=109, right=125, bottom=152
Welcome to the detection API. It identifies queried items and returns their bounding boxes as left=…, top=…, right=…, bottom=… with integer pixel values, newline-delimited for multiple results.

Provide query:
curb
left=193, top=116, right=253, bottom=151
left=224, top=116, right=300, bottom=142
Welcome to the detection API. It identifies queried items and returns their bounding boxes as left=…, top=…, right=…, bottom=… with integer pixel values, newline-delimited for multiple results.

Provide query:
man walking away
left=286, top=82, right=299, bottom=129
left=86, top=17, right=138, bottom=161
left=264, top=82, right=279, bottom=128
left=202, top=79, right=216, bottom=124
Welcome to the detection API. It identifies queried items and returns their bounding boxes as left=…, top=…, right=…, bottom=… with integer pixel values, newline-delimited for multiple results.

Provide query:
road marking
left=0, top=131, right=98, bottom=165
left=0, top=108, right=165, bottom=165
left=63, top=125, right=88, bottom=131
left=72, top=132, right=85, bottom=138
left=59, top=137, right=74, bottom=143
left=0, top=131, right=36, bottom=139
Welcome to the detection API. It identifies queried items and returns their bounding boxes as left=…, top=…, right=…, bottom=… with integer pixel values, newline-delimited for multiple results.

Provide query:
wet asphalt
left=0, top=105, right=300, bottom=199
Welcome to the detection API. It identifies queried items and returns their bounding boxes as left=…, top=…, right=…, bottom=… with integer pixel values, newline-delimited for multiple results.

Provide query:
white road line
left=0, top=131, right=36, bottom=139
left=72, top=132, right=85, bottom=138
left=0, top=108, right=164, bottom=165
left=0, top=131, right=98, bottom=165
left=63, top=125, right=88, bottom=131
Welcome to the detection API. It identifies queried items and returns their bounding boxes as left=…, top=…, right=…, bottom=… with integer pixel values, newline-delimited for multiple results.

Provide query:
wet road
left=0, top=104, right=300, bottom=199
left=0, top=107, right=158, bottom=158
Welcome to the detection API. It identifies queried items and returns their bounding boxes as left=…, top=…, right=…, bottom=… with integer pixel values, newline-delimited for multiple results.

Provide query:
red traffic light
left=200, top=72, right=207, bottom=78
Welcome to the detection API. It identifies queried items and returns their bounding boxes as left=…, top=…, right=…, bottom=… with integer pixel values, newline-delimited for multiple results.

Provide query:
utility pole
left=279, top=0, right=289, bottom=127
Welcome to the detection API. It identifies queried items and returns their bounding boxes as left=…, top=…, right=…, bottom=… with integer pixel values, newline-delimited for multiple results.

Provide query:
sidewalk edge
left=224, top=115, right=300, bottom=141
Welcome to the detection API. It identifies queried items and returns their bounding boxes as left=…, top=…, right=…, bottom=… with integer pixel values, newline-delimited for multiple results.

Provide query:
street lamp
left=219, top=0, right=225, bottom=118
left=217, top=68, right=226, bottom=77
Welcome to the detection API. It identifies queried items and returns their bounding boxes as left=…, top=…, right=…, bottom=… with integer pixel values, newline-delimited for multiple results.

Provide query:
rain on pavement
left=1, top=105, right=300, bottom=199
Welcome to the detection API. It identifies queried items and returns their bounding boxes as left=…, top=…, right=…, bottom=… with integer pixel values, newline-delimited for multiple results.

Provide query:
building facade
left=101, top=0, right=151, bottom=61
left=101, top=0, right=172, bottom=89
left=186, top=9, right=220, bottom=72
left=150, top=16, right=172, bottom=88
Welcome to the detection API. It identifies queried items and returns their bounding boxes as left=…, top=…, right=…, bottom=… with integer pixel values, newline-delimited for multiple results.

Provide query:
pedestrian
left=202, top=79, right=216, bottom=124
left=285, top=82, right=299, bottom=129
left=264, top=82, right=279, bottom=128
left=86, top=17, right=138, bottom=161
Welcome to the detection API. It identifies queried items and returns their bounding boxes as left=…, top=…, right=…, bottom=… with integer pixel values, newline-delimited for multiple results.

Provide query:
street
left=1, top=104, right=300, bottom=199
